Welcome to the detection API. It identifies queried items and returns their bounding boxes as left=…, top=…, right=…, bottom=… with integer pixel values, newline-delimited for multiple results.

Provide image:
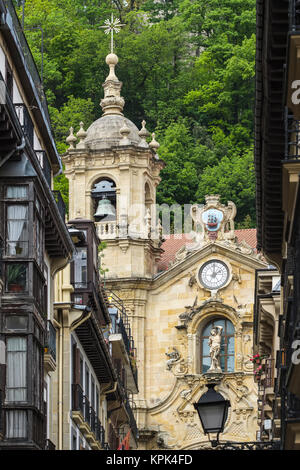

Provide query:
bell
left=94, top=197, right=116, bottom=218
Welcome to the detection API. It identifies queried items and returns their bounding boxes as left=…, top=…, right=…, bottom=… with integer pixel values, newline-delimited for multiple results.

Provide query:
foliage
left=98, top=241, right=109, bottom=276
left=16, top=0, right=257, bottom=225
left=196, top=150, right=256, bottom=224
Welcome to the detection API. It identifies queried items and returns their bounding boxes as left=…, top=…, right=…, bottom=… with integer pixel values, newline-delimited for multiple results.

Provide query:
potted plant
left=15, top=243, right=23, bottom=255
left=7, top=264, right=26, bottom=292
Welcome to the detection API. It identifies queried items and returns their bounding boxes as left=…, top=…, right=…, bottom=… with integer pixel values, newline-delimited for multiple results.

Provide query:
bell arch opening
left=91, top=178, right=117, bottom=223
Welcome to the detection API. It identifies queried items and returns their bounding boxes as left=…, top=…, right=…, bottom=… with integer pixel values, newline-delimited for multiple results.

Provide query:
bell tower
left=62, top=51, right=165, bottom=279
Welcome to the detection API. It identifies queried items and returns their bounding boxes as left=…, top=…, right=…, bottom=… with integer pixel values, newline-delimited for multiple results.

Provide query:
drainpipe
left=0, top=137, right=25, bottom=169
left=70, top=307, right=91, bottom=332
left=52, top=315, right=63, bottom=450
left=103, top=381, right=118, bottom=395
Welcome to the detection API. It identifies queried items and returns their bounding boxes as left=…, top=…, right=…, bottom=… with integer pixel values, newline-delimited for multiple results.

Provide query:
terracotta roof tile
left=157, top=229, right=257, bottom=272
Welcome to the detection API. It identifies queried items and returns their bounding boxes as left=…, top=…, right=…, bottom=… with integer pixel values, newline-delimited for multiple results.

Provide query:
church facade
left=62, top=49, right=267, bottom=449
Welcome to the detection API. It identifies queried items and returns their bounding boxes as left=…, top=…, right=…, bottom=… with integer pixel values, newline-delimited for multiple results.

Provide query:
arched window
left=91, top=178, right=116, bottom=222
left=201, top=318, right=235, bottom=373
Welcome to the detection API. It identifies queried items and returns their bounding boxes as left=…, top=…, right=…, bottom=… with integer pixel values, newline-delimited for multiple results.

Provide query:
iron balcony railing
left=107, top=312, right=138, bottom=389
left=14, top=103, right=34, bottom=147
left=0, top=69, right=52, bottom=187
left=0, top=71, right=23, bottom=144
left=89, top=406, right=96, bottom=434
left=218, top=441, right=280, bottom=450
left=286, top=391, right=300, bottom=419
left=108, top=423, right=120, bottom=450
left=0, top=389, right=3, bottom=441
left=0, top=236, right=3, bottom=283
left=13, top=105, right=52, bottom=187
left=52, top=190, right=66, bottom=223
left=262, top=357, right=275, bottom=388
left=106, top=290, right=138, bottom=374
left=45, top=438, right=56, bottom=450
left=72, top=383, right=84, bottom=417
left=284, top=110, right=300, bottom=160
left=95, top=419, right=106, bottom=448
left=71, top=384, right=108, bottom=447
left=124, top=397, right=139, bottom=441
left=83, top=395, right=90, bottom=424
left=109, top=308, right=131, bottom=356
left=289, top=0, right=300, bottom=31
left=71, top=280, right=108, bottom=328
left=36, top=150, right=51, bottom=187
left=45, top=320, right=56, bottom=362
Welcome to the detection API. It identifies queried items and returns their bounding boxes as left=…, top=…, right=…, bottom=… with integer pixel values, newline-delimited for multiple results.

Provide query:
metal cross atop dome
left=100, top=14, right=125, bottom=54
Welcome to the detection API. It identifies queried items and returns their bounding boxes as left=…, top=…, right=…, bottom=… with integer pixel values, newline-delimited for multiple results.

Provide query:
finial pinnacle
left=138, top=120, right=150, bottom=148
left=66, top=127, right=77, bottom=150
left=119, top=120, right=131, bottom=146
left=76, top=122, right=87, bottom=149
left=149, top=132, right=160, bottom=150
left=100, top=15, right=126, bottom=116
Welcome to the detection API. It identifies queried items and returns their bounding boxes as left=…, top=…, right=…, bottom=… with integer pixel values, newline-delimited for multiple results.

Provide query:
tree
left=196, top=150, right=256, bottom=223
left=15, top=0, right=258, bottom=226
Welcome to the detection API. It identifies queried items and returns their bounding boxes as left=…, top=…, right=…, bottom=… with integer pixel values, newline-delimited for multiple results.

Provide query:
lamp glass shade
left=196, top=402, right=228, bottom=433
left=194, top=386, right=230, bottom=435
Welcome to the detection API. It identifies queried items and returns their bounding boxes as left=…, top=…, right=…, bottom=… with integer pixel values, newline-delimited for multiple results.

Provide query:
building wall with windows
left=253, top=268, right=281, bottom=442
left=255, top=0, right=300, bottom=449
left=53, top=219, right=139, bottom=450
left=0, top=1, right=74, bottom=449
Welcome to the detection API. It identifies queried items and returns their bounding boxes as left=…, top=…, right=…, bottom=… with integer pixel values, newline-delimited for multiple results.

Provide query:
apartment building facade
left=0, top=0, right=74, bottom=449
left=255, top=0, right=300, bottom=449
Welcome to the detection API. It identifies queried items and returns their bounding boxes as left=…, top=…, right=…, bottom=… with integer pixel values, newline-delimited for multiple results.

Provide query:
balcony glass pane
left=6, top=263, right=27, bottom=292
left=5, top=315, right=28, bottom=331
left=6, top=410, right=27, bottom=438
left=6, top=186, right=28, bottom=199
left=6, top=337, right=27, bottom=402
left=74, top=248, right=87, bottom=288
left=6, top=205, right=28, bottom=256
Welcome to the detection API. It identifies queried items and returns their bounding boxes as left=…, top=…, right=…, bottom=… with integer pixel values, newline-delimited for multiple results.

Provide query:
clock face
left=199, top=260, right=230, bottom=290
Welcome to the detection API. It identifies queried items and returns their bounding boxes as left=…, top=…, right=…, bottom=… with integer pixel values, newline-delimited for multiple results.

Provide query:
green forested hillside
left=15, top=0, right=256, bottom=227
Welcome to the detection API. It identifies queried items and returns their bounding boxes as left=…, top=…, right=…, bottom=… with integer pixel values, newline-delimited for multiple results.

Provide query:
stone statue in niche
left=208, top=326, right=223, bottom=372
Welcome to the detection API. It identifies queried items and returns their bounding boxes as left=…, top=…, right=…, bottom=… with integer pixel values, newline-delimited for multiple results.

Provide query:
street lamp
left=193, top=383, right=231, bottom=447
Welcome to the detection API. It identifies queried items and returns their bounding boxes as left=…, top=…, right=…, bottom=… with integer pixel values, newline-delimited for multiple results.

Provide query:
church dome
left=82, top=51, right=144, bottom=150
left=85, top=114, right=141, bottom=150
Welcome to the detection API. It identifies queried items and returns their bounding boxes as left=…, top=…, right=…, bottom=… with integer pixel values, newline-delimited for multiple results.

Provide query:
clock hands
left=200, top=260, right=229, bottom=290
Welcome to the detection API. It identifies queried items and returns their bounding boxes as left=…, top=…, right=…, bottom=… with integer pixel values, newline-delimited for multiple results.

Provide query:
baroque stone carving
left=165, top=347, right=181, bottom=370
left=190, top=195, right=237, bottom=244
left=176, top=299, right=236, bottom=330
left=168, top=196, right=258, bottom=266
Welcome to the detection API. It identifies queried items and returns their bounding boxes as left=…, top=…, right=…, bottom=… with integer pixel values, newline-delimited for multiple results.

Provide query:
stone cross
left=100, top=13, right=125, bottom=54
